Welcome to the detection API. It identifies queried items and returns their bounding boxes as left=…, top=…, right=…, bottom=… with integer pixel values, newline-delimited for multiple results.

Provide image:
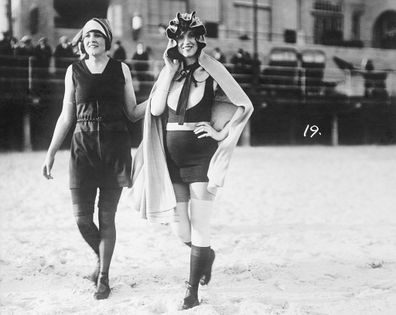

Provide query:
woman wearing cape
left=130, top=11, right=254, bottom=309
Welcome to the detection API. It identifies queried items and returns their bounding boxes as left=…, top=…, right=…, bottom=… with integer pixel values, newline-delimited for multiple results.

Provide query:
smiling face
left=176, top=30, right=198, bottom=62
left=83, top=31, right=106, bottom=56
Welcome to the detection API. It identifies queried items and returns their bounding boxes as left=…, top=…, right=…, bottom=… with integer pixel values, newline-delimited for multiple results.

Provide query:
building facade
left=1, top=0, right=396, bottom=65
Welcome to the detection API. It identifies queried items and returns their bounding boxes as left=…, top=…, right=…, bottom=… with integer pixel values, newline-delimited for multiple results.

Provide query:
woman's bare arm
left=150, top=52, right=180, bottom=116
left=122, top=63, right=146, bottom=122
left=42, top=65, right=76, bottom=178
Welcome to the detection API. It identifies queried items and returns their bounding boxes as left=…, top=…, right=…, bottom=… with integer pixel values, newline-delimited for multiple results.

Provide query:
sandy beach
left=1, top=146, right=396, bottom=314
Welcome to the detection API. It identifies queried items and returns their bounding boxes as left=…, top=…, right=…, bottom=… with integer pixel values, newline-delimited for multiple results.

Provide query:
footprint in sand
left=369, top=261, right=384, bottom=269
left=223, top=263, right=249, bottom=275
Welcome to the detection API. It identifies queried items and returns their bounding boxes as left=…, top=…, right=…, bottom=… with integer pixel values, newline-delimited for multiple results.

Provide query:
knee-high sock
left=75, top=214, right=100, bottom=257
left=98, top=209, right=116, bottom=275
left=170, top=202, right=191, bottom=244
left=189, top=245, right=210, bottom=287
left=190, top=199, right=213, bottom=247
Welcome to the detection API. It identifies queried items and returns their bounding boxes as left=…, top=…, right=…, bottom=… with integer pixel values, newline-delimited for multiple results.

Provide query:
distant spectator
left=243, top=50, right=252, bottom=65
left=14, top=35, right=35, bottom=71
left=213, top=47, right=226, bottom=64
left=158, top=23, right=167, bottom=36
left=54, top=36, right=75, bottom=69
left=0, top=31, right=13, bottom=56
left=14, top=35, right=35, bottom=57
left=365, top=59, right=374, bottom=71
left=132, top=42, right=149, bottom=71
left=34, top=37, right=52, bottom=96
left=230, top=48, right=251, bottom=81
left=34, top=37, right=52, bottom=69
left=231, top=49, right=245, bottom=68
left=363, top=59, right=387, bottom=98
left=132, top=42, right=150, bottom=80
left=0, top=31, right=13, bottom=67
left=112, top=40, right=126, bottom=61
left=33, top=37, right=53, bottom=96
left=10, top=37, right=18, bottom=50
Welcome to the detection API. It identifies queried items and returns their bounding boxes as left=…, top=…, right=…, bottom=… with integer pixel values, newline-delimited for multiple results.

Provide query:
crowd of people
left=0, top=30, right=262, bottom=78
left=0, top=31, right=77, bottom=71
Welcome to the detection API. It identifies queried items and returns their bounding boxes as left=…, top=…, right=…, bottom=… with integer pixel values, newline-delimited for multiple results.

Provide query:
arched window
left=373, top=10, right=396, bottom=49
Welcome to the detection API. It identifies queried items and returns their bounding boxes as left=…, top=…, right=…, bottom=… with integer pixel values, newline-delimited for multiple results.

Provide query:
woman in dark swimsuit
left=150, top=12, right=251, bottom=310
left=42, top=18, right=145, bottom=300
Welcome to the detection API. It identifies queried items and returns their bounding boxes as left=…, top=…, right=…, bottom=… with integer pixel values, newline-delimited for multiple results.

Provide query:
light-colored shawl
left=129, top=52, right=253, bottom=222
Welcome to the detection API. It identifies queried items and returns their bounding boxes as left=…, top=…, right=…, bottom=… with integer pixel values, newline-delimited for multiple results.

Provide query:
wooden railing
left=1, top=55, right=395, bottom=150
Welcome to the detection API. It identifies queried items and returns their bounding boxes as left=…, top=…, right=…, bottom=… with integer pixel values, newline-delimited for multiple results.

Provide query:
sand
left=1, top=146, right=396, bottom=314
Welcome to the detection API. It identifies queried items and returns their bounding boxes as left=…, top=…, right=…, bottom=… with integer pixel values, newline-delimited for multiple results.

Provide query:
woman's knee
left=171, top=201, right=191, bottom=242
left=171, top=220, right=191, bottom=243
left=75, top=218, right=91, bottom=228
left=190, top=199, right=213, bottom=246
left=96, top=188, right=121, bottom=230
left=74, top=214, right=95, bottom=232
left=173, top=183, right=190, bottom=202
left=190, top=182, right=215, bottom=201
left=190, top=221, right=211, bottom=246
left=73, top=201, right=95, bottom=218
left=98, top=210, right=116, bottom=228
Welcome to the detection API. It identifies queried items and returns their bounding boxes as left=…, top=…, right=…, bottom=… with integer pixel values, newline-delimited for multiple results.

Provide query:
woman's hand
left=42, top=154, right=55, bottom=179
left=194, top=122, right=227, bottom=142
left=163, top=51, right=180, bottom=74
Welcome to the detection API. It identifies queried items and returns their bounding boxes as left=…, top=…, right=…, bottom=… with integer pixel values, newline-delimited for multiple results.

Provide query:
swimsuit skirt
left=165, top=76, right=218, bottom=183
left=69, top=58, right=132, bottom=188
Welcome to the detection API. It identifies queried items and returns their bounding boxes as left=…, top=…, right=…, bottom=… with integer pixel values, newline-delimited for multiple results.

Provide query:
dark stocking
left=189, top=245, right=210, bottom=287
left=200, top=248, right=215, bottom=285
left=184, top=242, right=215, bottom=285
left=75, top=214, right=100, bottom=256
left=182, top=245, right=210, bottom=309
left=98, top=208, right=116, bottom=275
left=75, top=214, right=100, bottom=284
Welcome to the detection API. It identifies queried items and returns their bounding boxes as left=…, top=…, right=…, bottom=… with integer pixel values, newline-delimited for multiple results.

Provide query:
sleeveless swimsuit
left=165, top=76, right=218, bottom=183
left=69, top=58, right=132, bottom=188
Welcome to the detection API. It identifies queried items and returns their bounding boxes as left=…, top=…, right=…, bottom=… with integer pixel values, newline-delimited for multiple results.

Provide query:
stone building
left=1, top=0, right=396, bottom=67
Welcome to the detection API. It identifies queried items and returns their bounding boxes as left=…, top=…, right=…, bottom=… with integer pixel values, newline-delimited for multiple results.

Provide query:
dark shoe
left=94, top=274, right=111, bottom=300
left=181, top=282, right=199, bottom=310
left=200, top=249, right=215, bottom=285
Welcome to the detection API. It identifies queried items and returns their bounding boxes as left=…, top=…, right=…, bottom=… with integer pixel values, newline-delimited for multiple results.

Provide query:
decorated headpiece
left=166, top=12, right=206, bottom=40
left=165, top=11, right=207, bottom=60
left=72, top=18, right=113, bottom=57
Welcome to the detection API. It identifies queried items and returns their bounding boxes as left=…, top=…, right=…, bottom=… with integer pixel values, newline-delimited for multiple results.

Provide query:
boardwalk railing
left=1, top=55, right=395, bottom=150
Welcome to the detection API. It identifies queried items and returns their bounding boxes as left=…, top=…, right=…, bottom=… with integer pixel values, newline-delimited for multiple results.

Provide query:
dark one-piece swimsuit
left=69, top=58, right=132, bottom=189
left=165, top=76, right=218, bottom=183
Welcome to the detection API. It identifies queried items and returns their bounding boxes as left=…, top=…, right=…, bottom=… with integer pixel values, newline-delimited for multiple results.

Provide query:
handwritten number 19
left=304, top=124, right=321, bottom=138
